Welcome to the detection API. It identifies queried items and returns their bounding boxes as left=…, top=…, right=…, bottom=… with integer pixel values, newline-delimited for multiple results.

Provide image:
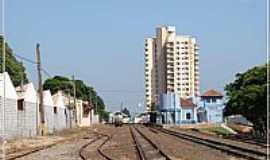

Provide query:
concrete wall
left=53, top=107, right=68, bottom=131
left=42, top=90, right=55, bottom=134
left=0, top=98, right=18, bottom=139
left=44, top=105, right=54, bottom=133
left=17, top=102, right=37, bottom=137
left=91, top=110, right=99, bottom=124
left=206, top=104, right=224, bottom=123
left=0, top=73, right=18, bottom=139
left=76, top=101, right=91, bottom=127
left=16, top=83, right=38, bottom=137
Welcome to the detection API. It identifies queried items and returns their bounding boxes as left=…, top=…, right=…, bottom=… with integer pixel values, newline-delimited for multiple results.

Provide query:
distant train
left=134, top=112, right=150, bottom=124
left=109, top=112, right=130, bottom=127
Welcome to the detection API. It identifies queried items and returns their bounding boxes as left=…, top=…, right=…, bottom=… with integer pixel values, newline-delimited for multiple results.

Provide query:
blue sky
left=1, top=0, right=267, bottom=113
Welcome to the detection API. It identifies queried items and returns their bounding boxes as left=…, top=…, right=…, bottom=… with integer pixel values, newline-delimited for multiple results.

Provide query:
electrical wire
left=13, top=53, right=52, bottom=78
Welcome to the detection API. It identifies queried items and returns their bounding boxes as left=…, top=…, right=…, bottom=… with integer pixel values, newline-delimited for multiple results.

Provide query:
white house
left=0, top=72, right=18, bottom=138
left=42, top=90, right=55, bottom=133
left=52, top=91, right=69, bottom=131
left=76, top=100, right=91, bottom=127
left=16, top=83, right=38, bottom=137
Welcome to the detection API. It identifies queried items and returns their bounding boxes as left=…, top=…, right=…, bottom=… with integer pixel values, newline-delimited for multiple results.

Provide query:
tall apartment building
left=144, top=26, right=200, bottom=111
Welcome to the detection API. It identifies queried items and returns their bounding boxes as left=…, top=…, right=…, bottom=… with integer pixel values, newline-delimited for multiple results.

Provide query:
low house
left=0, top=72, right=18, bottom=138
left=180, top=98, right=197, bottom=124
left=158, top=93, right=197, bottom=124
left=90, top=109, right=99, bottom=124
left=16, top=83, right=38, bottom=137
left=42, top=90, right=55, bottom=133
left=76, top=100, right=91, bottom=127
left=197, top=89, right=225, bottom=123
left=52, top=91, right=69, bottom=131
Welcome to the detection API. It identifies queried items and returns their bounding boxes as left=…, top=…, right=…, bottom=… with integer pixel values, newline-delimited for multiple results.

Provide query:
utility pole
left=72, top=75, right=77, bottom=125
left=36, top=43, right=45, bottom=135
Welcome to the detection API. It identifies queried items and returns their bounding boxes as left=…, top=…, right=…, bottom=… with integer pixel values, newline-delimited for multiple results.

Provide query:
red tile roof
left=201, top=89, right=223, bottom=97
left=180, top=98, right=194, bottom=108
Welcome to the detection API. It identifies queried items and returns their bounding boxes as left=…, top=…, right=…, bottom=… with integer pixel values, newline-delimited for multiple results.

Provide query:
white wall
left=17, top=83, right=38, bottom=137
left=0, top=73, right=18, bottom=138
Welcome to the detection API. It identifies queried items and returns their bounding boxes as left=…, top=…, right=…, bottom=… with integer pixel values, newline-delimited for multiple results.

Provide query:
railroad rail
left=129, top=125, right=171, bottom=160
left=150, top=126, right=268, bottom=160
left=79, top=132, right=114, bottom=160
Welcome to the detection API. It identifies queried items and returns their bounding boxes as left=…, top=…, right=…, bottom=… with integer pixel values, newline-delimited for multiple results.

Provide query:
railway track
left=150, top=126, right=268, bottom=160
left=79, top=132, right=114, bottom=160
left=129, top=125, right=171, bottom=160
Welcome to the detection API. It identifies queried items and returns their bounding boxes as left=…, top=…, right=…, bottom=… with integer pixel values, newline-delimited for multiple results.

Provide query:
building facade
left=0, top=72, right=18, bottom=138
left=145, top=26, right=200, bottom=111
left=52, top=91, right=69, bottom=131
left=16, top=83, right=38, bottom=137
left=197, top=89, right=225, bottom=123
left=158, top=93, right=197, bottom=124
left=42, top=90, right=55, bottom=134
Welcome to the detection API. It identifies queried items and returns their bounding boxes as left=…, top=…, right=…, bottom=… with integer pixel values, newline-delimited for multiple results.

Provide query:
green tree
left=225, top=63, right=268, bottom=137
left=43, top=76, right=107, bottom=120
left=0, top=36, right=28, bottom=86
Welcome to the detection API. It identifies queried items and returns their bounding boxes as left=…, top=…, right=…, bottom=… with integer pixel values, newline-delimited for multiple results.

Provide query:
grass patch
left=200, top=127, right=232, bottom=136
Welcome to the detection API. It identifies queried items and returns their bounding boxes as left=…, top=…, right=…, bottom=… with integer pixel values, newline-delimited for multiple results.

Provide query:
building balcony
left=167, top=58, right=174, bottom=62
left=166, top=49, right=174, bottom=53
left=167, top=52, right=174, bottom=57
left=167, top=69, right=174, bottom=74
left=167, top=75, right=174, bottom=80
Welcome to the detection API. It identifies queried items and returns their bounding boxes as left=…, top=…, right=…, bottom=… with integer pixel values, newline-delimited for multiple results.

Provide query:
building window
left=64, top=109, right=67, bottom=116
left=54, top=106, right=57, bottom=114
left=83, top=104, right=90, bottom=117
left=212, top=98, right=216, bottom=103
left=206, top=99, right=211, bottom=103
left=186, top=113, right=191, bottom=120
left=17, top=99, right=24, bottom=111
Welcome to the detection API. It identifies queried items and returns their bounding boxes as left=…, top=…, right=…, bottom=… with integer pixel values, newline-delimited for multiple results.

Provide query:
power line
left=13, top=53, right=52, bottom=78
left=42, top=68, right=52, bottom=78
left=13, top=53, right=37, bottom=64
